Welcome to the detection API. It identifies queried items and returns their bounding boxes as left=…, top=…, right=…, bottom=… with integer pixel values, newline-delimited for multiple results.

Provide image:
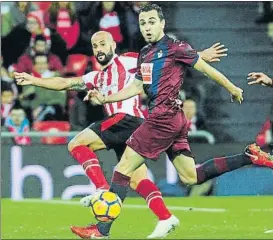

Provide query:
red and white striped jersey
left=82, top=54, right=144, bottom=118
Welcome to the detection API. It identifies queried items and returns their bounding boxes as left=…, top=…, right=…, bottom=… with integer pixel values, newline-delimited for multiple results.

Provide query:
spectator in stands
left=183, top=99, right=206, bottom=132
left=2, top=10, right=67, bottom=68
left=19, top=54, right=66, bottom=123
left=89, top=2, right=128, bottom=51
left=44, top=2, right=80, bottom=51
left=31, top=54, right=57, bottom=78
left=1, top=2, right=37, bottom=37
left=5, top=103, right=31, bottom=145
left=1, top=83, right=16, bottom=126
left=255, top=2, right=273, bottom=24
left=124, top=2, right=148, bottom=52
left=16, top=35, right=63, bottom=74
left=72, top=2, right=97, bottom=55
left=10, top=2, right=37, bottom=27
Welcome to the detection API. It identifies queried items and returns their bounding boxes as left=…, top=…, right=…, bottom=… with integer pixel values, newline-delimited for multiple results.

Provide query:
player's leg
left=68, top=127, right=110, bottom=190
left=130, top=164, right=179, bottom=239
left=115, top=144, right=170, bottom=213
left=96, top=146, right=146, bottom=237
left=169, top=142, right=273, bottom=186
left=171, top=152, right=198, bottom=185
left=195, top=143, right=273, bottom=184
left=130, top=164, right=172, bottom=221
left=116, top=144, right=172, bottom=220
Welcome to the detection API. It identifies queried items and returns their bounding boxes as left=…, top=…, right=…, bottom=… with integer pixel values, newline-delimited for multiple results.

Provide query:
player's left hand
left=200, top=42, right=228, bottom=63
left=230, top=86, right=244, bottom=104
left=84, top=89, right=105, bottom=105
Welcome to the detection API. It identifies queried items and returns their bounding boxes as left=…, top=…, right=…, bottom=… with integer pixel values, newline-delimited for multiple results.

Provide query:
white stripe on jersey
left=82, top=54, right=144, bottom=118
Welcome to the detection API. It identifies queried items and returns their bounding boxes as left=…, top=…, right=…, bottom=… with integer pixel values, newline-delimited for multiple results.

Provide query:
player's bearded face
left=139, top=10, right=165, bottom=43
left=95, top=47, right=114, bottom=65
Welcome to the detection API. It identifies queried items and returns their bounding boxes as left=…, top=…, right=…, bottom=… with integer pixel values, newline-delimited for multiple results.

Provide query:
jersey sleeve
left=173, top=40, right=199, bottom=66
left=135, top=53, right=143, bottom=81
left=81, top=71, right=99, bottom=90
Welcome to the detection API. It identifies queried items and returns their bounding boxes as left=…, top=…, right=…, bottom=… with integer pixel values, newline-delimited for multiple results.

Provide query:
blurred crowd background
left=1, top=1, right=273, bottom=147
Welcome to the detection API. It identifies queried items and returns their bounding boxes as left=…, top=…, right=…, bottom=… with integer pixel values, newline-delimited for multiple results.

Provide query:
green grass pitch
left=2, top=196, right=273, bottom=239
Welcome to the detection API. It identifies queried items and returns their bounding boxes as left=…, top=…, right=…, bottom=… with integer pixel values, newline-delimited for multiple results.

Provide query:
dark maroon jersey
left=135, top=35, right=199, bottom=117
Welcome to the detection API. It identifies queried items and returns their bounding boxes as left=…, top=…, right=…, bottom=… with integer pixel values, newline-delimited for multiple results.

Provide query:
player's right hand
left=230, top=86, right=244, bottom=104
left=247, top=72, right=272, bottom=87
left=84, top=89, right=105, bottom=105
left=14, top=72, right=34, bottom=85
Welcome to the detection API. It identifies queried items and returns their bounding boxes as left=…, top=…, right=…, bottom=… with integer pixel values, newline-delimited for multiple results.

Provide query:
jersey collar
left=151, top=34, right=168, bottom=47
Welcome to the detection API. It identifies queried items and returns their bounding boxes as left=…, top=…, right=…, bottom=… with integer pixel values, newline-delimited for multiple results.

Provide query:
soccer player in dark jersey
left=247, top=72, right=273, bottom=87
left=75, top=4, right=273, bottom=239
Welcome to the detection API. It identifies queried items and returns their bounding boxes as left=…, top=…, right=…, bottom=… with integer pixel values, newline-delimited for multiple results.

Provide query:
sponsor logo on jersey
left=140, top=63, right=153, bottom=84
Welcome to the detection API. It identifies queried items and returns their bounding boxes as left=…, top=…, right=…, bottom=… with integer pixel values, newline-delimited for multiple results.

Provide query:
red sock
left=71, top=145, right=109, bottom=190
left=136, top=179, right=172, bottom=220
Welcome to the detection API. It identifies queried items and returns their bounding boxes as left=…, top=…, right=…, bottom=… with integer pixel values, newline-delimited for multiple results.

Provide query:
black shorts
left=89, top=113, right=144, bottom=160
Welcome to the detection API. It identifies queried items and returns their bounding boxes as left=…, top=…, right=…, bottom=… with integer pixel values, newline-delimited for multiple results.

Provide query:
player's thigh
left=116, top=146, right=145, bottom=176
left=68, top=128, right=106, bottom=152
left=130, top=164, right=148, bottom=190
left=173, top=154, right=197, bottom=185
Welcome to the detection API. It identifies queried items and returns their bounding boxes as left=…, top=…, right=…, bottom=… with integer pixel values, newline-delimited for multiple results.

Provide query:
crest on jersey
left=157, top=50, right=163, bottom=58
left=140, top=63, right=153, bottom=84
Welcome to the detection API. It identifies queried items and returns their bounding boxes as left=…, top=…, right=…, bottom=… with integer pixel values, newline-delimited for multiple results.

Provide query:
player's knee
left=179, top=172, right=197, bottom=186
left=183, top=177, right=197, bottom=186
left=68, top=137, right=90, bottom=152
left=129, top=179, right=138, bottom=190
left=130, top=172, right=146, bottom=190
left=68, top=138, right=79, bottom=152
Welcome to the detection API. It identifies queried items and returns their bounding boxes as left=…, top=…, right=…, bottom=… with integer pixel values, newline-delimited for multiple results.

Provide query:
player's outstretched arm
left=247, top=72, right=273, bottom=87
left=198, top=42, right=228, bottom=63
left=193, top=58, right=244, bottom=103
left=86, top=79, right=143, bottom=104
left=14, top=72, right=86, bottom=91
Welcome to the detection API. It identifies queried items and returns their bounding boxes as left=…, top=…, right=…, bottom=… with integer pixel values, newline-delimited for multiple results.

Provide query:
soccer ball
left=90, top=191, right=122, bottom=222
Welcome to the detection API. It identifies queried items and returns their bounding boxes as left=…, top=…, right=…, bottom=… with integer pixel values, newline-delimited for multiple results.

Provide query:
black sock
left=97, top=171, right=130, bottom=236
left=196, top=153, right=252, bottom=184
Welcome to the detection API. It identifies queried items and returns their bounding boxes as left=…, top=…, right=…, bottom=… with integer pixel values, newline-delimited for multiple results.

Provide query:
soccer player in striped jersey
left=86, top=4, right=273, bottom=239
left=15, top=30, right=232, bottom=239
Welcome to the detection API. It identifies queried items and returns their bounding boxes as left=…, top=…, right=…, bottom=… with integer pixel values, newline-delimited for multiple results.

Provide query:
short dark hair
left=138, top=4, right=164, bottom=21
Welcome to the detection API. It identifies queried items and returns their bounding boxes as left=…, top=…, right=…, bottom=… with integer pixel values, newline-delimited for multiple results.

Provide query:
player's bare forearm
left=34, top=77, right=85, bottom=91
left=105, top=79, right=143, bottom=103
left=194, top=58, right=236, bottom=93
left=15, top=72, right=86, bottom=91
